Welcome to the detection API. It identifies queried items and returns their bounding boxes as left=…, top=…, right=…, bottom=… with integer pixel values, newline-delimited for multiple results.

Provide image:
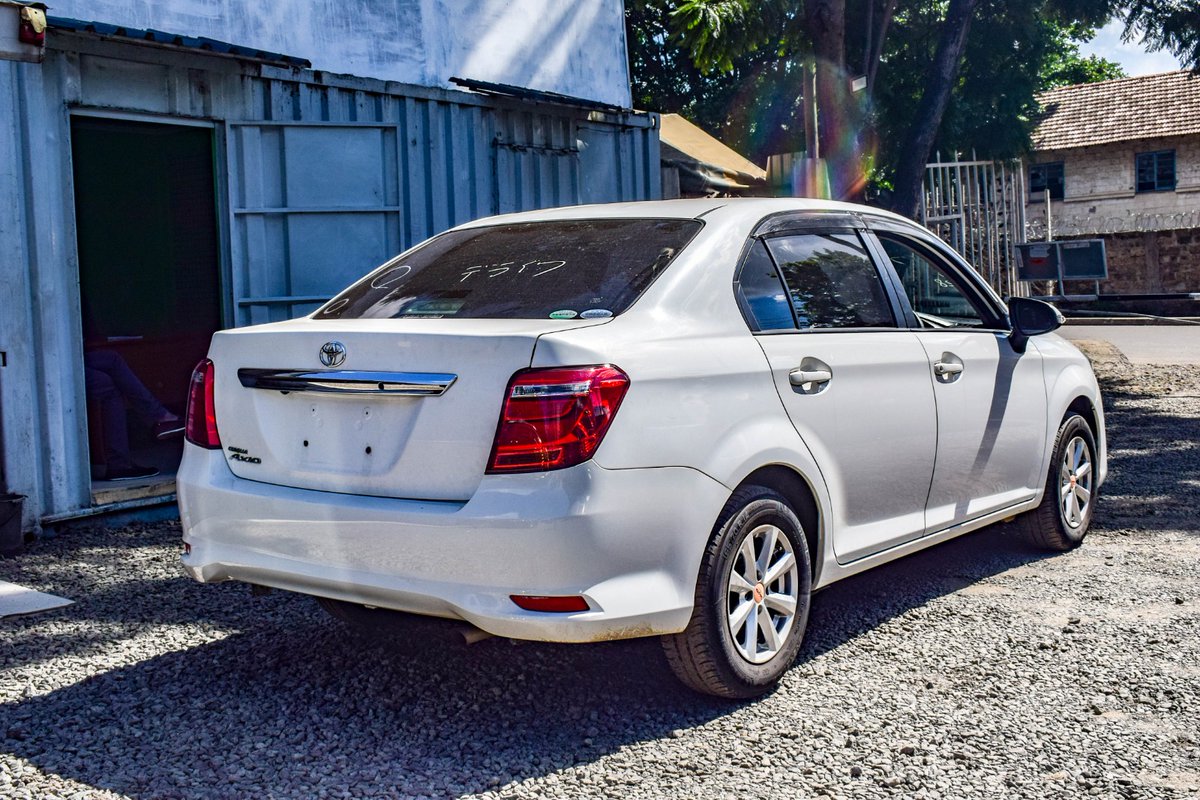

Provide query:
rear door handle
left=789, top=369, right=833, bottom=386
left=933, top=361, right=963, bottom=377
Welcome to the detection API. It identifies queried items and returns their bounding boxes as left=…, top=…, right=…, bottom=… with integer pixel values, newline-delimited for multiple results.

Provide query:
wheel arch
left=732, top=464, right=822, bottom=581
left=1066, top=394, right=1102, bottom=454
left=1036, top=345, right=1108, bottom=491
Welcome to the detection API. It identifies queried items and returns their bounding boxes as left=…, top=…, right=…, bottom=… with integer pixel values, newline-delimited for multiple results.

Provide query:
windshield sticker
left=398, top=299, right=466, bottom=316
left=549, top=309, right=578, bottom=320
left=580, top=309, right=614, bottom=319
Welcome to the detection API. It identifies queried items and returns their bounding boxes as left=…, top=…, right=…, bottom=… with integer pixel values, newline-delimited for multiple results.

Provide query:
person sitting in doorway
left=82, top=308, right=184, bottom=481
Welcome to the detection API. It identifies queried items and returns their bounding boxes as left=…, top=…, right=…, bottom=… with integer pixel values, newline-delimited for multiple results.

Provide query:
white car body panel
left=179, top=447, right=729, bottom=642
left=756, top=330, right=938, bottom=563
left=1032, top=333, right=1109, bottom=489
left=915, top=329, right=1048, bottom=531
left=178, top=197, right=1107, bottom=641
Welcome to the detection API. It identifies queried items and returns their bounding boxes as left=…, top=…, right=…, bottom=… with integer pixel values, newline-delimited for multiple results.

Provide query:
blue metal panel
left=226, top=121, right=403, bottom=325
left=5, top=34, right=662, bottom=524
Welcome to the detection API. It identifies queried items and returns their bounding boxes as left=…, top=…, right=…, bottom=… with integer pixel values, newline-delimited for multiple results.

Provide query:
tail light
left=487, top=365, right=630, bottom=473
left=185, top=358, right=221, bottom=449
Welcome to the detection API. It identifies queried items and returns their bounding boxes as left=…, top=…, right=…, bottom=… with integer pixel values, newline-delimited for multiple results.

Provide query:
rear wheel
left=662, top=485, right=812, bottom=699
left=1015, top=413, right=1097, bottom=551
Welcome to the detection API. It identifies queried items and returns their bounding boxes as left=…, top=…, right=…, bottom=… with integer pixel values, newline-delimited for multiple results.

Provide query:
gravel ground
left=2, top=349, right=1198, bottom=800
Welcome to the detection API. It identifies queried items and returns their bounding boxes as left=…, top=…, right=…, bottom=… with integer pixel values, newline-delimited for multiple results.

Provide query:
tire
left=1015, top=413, right=1098, bottom=551
left=662, top=485, right=812, bottom=699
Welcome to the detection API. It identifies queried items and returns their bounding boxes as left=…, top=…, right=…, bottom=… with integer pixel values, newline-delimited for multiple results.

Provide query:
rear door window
left=765, top=233, right=896, bottom=329
left=315, top=219, right=701, bottom=320
left=735, top=240, right=796, bottom=331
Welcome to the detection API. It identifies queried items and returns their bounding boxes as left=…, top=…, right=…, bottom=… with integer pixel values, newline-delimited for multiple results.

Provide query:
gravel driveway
left=2, top=348, right=1198, bottom=800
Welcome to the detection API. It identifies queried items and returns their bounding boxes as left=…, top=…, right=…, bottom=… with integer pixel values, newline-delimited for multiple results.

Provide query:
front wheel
left=1015, top=413, right=1098, bottom=551
left=662, top=485, right=812, bottom=699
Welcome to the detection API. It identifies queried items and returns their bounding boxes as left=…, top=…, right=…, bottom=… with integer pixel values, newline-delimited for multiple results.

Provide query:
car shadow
left=1, top=523, right=1056, bottom=798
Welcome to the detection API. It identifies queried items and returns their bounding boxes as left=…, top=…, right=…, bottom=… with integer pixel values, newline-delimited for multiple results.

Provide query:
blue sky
left=1079, top=19, right=1182, bottom=76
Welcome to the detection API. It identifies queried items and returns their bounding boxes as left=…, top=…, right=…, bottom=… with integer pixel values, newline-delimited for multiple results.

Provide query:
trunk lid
left=207, top=318, right=603, bottom=501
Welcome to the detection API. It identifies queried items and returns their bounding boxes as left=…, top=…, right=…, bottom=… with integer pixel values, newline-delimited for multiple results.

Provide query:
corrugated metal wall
left=0, top=34, right=661, bottom=526
left=225, top=94, right=658, bottom=324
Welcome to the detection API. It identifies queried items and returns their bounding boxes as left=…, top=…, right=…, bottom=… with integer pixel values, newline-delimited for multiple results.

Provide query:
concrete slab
left=1059, top=325, right=1200, bottom=365
left=0, top=580, right=72, bottom=618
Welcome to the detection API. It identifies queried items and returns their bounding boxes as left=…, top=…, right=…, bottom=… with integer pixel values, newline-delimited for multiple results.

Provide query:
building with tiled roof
left=1032, top=70, right=1200, bottom=152
left=1025, top=70, right=1200, bottom=294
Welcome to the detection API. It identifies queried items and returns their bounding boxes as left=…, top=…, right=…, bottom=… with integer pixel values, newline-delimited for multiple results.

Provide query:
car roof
left=451, top=197, right=918, bottom=230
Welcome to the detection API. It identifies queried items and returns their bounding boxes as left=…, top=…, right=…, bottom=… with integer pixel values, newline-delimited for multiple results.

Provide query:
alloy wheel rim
left=1059, top=435, right=1093, bottom=529
left=726, top=523, right=800, bottom=664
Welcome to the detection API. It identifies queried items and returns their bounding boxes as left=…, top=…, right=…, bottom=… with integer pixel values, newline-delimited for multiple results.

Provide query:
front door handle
left=933, top=361, right=964, bottom=377
left=789, top=368, right=833, bottom=386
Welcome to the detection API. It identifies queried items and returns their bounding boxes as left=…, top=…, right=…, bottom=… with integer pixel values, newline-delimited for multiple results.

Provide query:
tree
left=888, top=0, right=981, bottom=217
left=1042, top=39, right=1128, bottom=88
left=627, top=1, right=1127, bottom=212
left=1123, top=0, right=1200, bottom=69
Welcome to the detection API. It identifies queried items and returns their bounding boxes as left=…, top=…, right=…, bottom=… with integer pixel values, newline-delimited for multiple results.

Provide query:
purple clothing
left=84, top=349, right=169, bottom=469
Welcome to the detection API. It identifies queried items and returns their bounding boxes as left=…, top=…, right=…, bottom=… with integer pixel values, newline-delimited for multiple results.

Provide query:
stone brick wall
left=1063, top=228, right=1200, bottom=294
left=1026, top=135, right=1200, bottom=239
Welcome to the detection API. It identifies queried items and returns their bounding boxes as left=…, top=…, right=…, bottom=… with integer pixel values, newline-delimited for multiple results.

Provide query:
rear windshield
left=314, top=218, right=702, bottom=321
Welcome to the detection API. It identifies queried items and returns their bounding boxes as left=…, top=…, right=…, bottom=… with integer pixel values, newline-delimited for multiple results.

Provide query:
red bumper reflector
left=510, top=595, right=590, bottom=613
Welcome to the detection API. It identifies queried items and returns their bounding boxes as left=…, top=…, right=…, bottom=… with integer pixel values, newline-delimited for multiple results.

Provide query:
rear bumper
left=177, top=446, right=729, bottom=642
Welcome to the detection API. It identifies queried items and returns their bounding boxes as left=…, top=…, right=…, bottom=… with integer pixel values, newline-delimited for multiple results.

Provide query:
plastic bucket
left=0, top=493, right=25, bottom=557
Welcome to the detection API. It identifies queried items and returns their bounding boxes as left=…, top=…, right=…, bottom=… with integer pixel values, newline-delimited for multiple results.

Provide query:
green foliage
left=1042, top=48, right=1128, bottom=88
left=1123, top=0, right=1200, bottom=70
left=626, top=0, right=809, bottom=161
left=670, top=0, right=761, bottom=72
left=627, top=0, right=1133, bottom=178
left=872, top=1, right=1124, bottom=163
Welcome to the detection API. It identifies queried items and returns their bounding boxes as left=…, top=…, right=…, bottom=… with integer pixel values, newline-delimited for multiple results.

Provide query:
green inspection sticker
left=549, top=309, right=578, bottom=319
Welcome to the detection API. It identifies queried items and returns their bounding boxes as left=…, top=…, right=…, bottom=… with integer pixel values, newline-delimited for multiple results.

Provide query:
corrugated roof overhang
left=659, top=113, right=767, bottom=194
left=48, top=16, right=311, bottom=68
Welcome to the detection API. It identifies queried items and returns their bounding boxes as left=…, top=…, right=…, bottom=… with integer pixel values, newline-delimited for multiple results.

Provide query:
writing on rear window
left=459, top=259, right=567, bottom=282
left=314, top=219, right=702, bottom=321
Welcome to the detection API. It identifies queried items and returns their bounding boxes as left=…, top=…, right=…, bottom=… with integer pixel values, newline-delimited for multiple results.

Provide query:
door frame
left=66, top=108, right=229, bottom=505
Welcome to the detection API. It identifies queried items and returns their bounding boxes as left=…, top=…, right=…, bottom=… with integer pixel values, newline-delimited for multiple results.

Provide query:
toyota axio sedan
left=179, top=198, right=1106, bottom=698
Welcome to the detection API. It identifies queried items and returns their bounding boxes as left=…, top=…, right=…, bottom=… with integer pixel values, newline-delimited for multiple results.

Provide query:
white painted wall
left=45, top=0, right=632, bottom=107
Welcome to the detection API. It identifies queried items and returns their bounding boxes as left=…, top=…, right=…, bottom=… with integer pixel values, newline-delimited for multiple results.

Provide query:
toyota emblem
left=319, top=341, right=347, bottom=368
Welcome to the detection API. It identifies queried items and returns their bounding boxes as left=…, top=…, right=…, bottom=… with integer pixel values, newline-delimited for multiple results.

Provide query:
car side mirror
left=1008, top=297, right=1064, bottom=353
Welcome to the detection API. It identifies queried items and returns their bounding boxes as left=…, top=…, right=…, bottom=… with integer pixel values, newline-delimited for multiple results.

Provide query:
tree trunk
left=865, top=0, right=897, bottom=94
left=889, top=0, right=981, bottom=218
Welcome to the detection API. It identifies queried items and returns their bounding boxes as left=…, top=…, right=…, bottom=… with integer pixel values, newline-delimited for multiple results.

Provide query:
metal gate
left=920, top=158, right=1028, bottom=299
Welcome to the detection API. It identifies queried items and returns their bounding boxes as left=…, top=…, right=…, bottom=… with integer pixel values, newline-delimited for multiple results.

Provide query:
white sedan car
left=179, top=198, right=1106, bottom=698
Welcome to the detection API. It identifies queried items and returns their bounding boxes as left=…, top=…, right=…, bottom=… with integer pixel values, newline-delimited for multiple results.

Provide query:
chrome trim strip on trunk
left=237, top=369, right=457, bottom=396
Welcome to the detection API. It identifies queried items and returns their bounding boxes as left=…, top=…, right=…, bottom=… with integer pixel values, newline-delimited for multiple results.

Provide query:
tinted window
left=879, top=235, right=987, bottom=328
left=736, top=240, right=794, bottom=331
left=316, top=219, right=702, bottom=320
left=1029, top=162, right=1064, bottom=201
left=766, top=233, right=895, bottom=329
left=1136, top=150, right=1175, bottom=193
